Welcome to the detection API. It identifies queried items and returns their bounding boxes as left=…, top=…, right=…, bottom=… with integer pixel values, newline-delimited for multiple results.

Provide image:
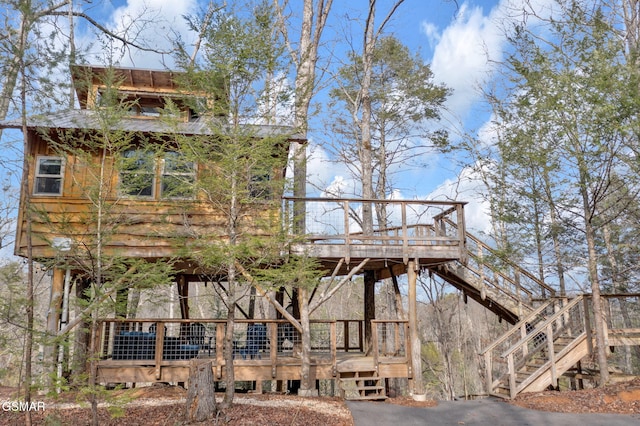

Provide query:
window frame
left=33, top=156, right=64, bottom=196
left=160, top=151, right=196, bottom=200
left=119, top=149, right=156, bottom=199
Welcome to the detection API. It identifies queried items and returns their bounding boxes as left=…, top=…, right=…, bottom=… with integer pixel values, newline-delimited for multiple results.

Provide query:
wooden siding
left=16, top=130, right=282, bottom=263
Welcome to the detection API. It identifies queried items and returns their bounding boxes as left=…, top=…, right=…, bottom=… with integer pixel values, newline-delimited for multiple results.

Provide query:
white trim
left=34, top=156, right=64, bottom=196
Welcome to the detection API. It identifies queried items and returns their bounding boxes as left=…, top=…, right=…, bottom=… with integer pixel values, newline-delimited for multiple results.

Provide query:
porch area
left=95, top=318, right=411, bottom=388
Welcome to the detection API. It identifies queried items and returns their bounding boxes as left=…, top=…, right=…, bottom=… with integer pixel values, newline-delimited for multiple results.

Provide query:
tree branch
left=48, top=11, right=172, bottom=54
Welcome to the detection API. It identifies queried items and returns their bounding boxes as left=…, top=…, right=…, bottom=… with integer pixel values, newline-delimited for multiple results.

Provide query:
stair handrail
left=500, top=295, right=584, bottom=359
left=501, top=295, right=587, bottom=398
left=479, top=299, right=556, bottom=357
left=441, top=218, right=555, bottom=297
left=481, top=298, right=575, bottom=396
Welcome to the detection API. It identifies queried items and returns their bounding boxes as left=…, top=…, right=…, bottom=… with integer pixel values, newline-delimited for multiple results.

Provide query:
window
left=119, top=149, right=155, bottom=197
left=161, top=151, right=195, bottom=199
left=34, top=156, right=63, bottom=195
left=248, top=173, right=272, bottom=199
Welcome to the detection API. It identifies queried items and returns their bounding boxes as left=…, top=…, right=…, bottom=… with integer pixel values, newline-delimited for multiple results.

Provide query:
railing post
left=485, top=351, right=493, bottom=395
left=330, top=321, right=337, bottom=376
left=154, top=321, right=165, bottom=380
left=371, top=321, right=379, bottom=374
left=456, top=203, right=467, bottom=264
left=344, top=200, right=350, bottom=264
left=521, top=323, right=529, bottom=357
left=402, top=202, right=408, bottom=264
left=583, top=296, right=593, bottom=355
left=508, top=353, right=517, bottom=398
left=546, top=323, right=557, bottom=388
left=269, top=322, right=278, bottom=378
left=344, top=321, right=350, bottom=352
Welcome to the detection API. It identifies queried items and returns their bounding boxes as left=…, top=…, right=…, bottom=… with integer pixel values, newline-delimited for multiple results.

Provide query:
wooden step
left=339, top=370, right=387, bottom=401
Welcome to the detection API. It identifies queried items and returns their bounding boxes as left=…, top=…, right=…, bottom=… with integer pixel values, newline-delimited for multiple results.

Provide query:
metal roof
left=0, top=109, right=304, bottom=140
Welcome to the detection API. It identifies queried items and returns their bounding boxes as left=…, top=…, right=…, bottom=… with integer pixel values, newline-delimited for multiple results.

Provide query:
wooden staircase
left=482, top=296, right=594, bottom=398
left=338, top=370, right=387, bottom=401
left=337, top=357, right=387, bottom=401
left=427, top=219, right=555, bottom=325
left=427, top=221, right=597, bottom=399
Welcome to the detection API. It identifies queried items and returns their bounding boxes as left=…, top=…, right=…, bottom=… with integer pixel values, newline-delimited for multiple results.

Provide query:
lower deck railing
left=95, top=318, right=409, bottom=382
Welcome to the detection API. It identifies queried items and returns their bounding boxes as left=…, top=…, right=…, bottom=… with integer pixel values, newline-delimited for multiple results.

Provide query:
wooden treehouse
left=5, top=65, right=640, bottom=401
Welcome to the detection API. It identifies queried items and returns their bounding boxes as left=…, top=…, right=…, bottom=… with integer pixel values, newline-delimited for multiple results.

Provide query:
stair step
left=347, top=394, right=388, bottom=401
left=339, top=376, right=381, bottom=382
left=339, top=370, right=387, bottom=401
left=351, top=385, right=385, bottom=391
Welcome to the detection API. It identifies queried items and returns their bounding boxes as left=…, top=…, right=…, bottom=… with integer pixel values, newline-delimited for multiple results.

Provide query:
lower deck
left=95, top=318, right=411, bottom=385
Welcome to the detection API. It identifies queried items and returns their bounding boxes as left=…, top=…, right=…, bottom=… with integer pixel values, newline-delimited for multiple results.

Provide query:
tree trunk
left=297, top=287, right=317, bottom=395
left=581, top=186, right=609, bottom=384
left=185, top=359, right=217, bottom=423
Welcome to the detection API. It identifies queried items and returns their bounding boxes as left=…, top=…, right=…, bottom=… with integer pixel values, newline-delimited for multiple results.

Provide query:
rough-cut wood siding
left=16, top=130, right=282, bottom=261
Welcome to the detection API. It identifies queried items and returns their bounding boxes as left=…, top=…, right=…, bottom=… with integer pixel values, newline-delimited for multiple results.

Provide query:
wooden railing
left=600, top=293, right=640, bottom=330
left=441, top=218, right=555, bottom=313
left=481, top=296, right=590, bottom=398
left=283, top=197, right=467, bottom=263
left=371, top=320, right=410, bottom=374
left=96, top=318, right=410, bottom=380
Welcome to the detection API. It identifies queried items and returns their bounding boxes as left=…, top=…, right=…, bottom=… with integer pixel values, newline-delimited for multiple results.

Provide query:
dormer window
left=34, top=156, right=64, bottom=196
left=129, top=104, right=162, bottom=118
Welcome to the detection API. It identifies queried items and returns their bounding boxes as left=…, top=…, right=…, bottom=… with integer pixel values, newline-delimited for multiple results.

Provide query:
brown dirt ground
left=0, top=379, right=639, bottom=425
left=509, top=377, right=640, bottom=415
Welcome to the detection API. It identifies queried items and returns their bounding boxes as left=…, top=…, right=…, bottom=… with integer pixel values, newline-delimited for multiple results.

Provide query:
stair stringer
left=514, top=334, right=591, bottom=396
left=430, top=261, right=529, bottom=324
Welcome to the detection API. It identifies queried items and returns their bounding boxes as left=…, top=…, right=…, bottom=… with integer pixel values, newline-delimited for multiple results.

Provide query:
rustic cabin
left=6, top=64, right=640, bottom=401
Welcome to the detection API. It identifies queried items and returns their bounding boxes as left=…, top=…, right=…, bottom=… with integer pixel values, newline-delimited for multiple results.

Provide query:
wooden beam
left=45, top=268, right=65, bottom=372
left=309, top=258, right=370, bottom=315
left=364, top=271, right=376, bottom=355
left=408, top=260, right=425, bottom=397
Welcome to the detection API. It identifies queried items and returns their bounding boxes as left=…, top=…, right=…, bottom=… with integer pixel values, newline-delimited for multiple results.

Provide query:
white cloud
left=305, top=142, right=356, bottom=197
left=427, top=2, right=506, bottom=120
left=86, top=0, right=199, bottom=68
left=427, top=165, right=492, bottom=235
left=420, top=22, right=440, bottom=48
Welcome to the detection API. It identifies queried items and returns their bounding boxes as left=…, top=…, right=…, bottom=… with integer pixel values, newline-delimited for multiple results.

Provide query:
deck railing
left=601, top=294, right=640, bottom=330
left=283, top=197, right=467, bottom=263
left=96, top=317, right=410, bottom=382
left=371, top=320, right=409, bottom=373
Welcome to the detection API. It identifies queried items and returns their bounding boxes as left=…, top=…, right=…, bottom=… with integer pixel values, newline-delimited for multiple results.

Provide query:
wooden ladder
left=338, top=370, right=387, bottom=401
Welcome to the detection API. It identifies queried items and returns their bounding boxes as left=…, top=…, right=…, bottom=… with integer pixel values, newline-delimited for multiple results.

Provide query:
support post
left=45, top=267, right=65, bottom=385
left=177, top=275, right=190, bottom=339
left=364, top=271, right=376, bottom=355
left=407, top=260, right=425, bottom=400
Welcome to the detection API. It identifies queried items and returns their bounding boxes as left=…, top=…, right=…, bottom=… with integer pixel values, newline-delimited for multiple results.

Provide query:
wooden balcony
left=284, top=197, right=467, bottom=278
left=94, top=318, right=410, bottom=385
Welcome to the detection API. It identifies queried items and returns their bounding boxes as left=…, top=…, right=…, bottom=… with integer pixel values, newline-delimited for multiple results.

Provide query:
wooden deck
left=284, top=198, right=467, bottom=278
left=95, top=318, right=410, bottom=385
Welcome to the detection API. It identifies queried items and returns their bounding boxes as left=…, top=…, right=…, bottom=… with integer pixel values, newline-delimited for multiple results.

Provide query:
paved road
left=346, top=397, right=640, bottom=426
